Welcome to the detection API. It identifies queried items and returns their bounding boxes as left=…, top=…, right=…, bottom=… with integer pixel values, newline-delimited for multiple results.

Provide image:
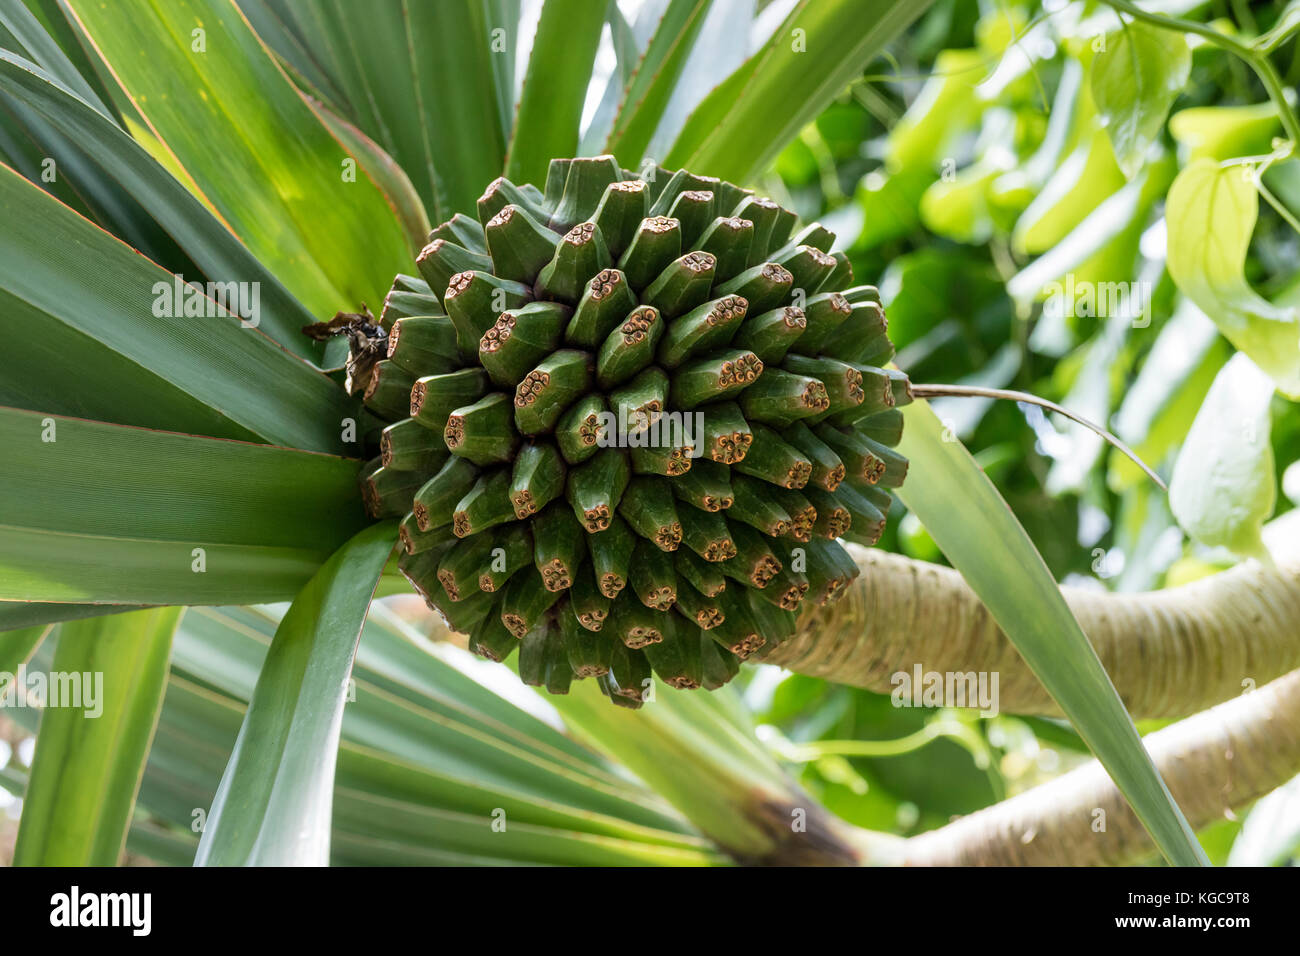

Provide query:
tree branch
left=898, top=669, right=1300, bottom=865
left=772, top=544, right=1300, bottom=719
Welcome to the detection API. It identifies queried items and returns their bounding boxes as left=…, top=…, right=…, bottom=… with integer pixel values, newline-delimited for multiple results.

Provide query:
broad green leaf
left=897, top=400, right=1208, bottom=867
left=604, top=0, right=714, bottom=167
left=0, top=165, right=353, bottom=451
left=13, top=607, right=179, bottom=865
left=1166, top=158, right=1300, bottom=397
left=0, top=51, right=322, bottom=360
left=194, top=522, right=396, bottom=866
left=1169, top=103, right=1280, bottom=162
left=504, top=0, right=607, bottom=187
left=0, top=407, right=368, bottom=604
left=974, top=10, right=1054, bottom=101
left=1006, top=171, right=1147, bottom=307
left=918, top=159, right=1001, bottom=243
left=1018, top=57, right=1088, bottom=188
left=667, top=0, right=932, bottom=184
left=1090, top=21, right=1190, bottom=178
left=1012, top=129, right=1126, bottom=255
left=286, top=0, right=507, bottom=220
left=1169, top=353, right=1276, bottom=560
left=63, top=0, right=410, bottom=314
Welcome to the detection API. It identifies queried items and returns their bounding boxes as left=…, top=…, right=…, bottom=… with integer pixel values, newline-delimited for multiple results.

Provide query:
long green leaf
left=896, top=400, right=1208, bottom=866
left=604, top=0, right=714, bottom=167
left=0, top=165, right=352, bottom=451
left=122, top=601, right=720, bottom=866
left=231, top=0, right=351, bottom=111
left=0, top=602, right=139, bottom=630
left=0, top=51, right=324, bottom=360
left=183, top=603, right=685, bottom=828
left=643, top=0, right=753, bottom=162
left=62, top=0, right=410, bottom=314
left=0, top=6, right=199, bottom=268
left=2, top=181, right=351, bottom=451
left=0, top=407, right=368, bottom=604
left=13, top=607, right=179, bottom=865
left=484, top=0, right=521, bottom=142
left=140, top=680, right=717, bottom=865
left=194, top=522, right=396, bottom=866
left=285, top=0, right=506, bottom=220
left=0, top=761, right=203, bottom=865
left=666, top=0, right=931, bottom=183
left=5, top=600, right=720, bottom=867
left=503, top=0, right=607, bottom=186
left=579, top=0, right=642, bottom=152
left=2, top=0, right=114, bottom=113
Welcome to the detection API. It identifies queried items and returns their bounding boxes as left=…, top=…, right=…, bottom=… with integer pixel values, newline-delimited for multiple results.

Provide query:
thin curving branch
left=910, top=384, right=1167, bottom=490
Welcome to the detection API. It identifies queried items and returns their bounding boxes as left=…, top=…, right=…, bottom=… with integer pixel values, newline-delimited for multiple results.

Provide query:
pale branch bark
left=771, top=545, right=1300, bottom=719
left=897, top=669, right=1300, bottom=866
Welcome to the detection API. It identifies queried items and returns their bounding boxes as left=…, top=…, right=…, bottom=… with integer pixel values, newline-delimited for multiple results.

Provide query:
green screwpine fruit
left=354, top=156, right=908, bottom=708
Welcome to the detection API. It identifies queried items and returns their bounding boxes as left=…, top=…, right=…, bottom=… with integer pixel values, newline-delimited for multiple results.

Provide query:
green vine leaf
left=1166, top=157, right=1300, bottom=397
left=1091, top=20, right=1190, bottom=178
left=1169, top=354, right=1276, bottom=561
